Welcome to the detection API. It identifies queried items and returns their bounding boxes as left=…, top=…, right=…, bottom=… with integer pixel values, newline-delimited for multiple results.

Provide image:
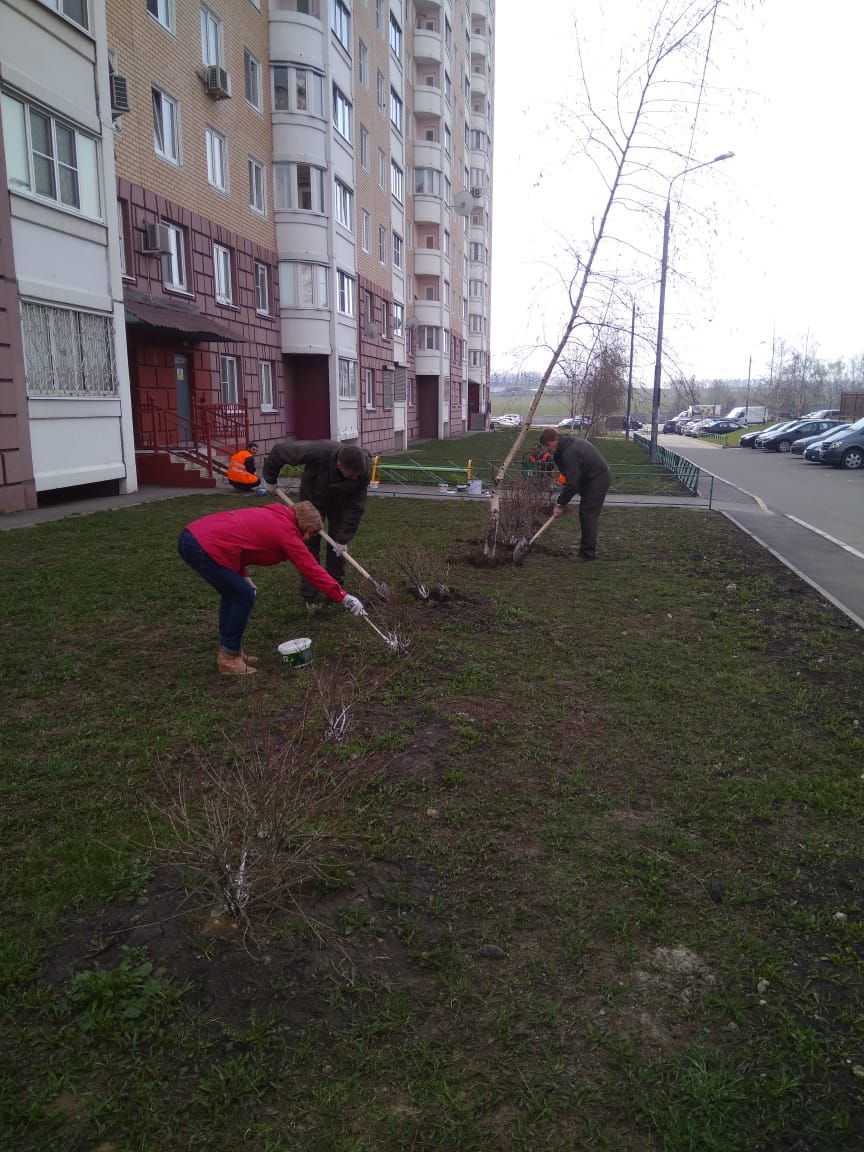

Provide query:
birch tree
left=483, top=0, right=742, bottom=557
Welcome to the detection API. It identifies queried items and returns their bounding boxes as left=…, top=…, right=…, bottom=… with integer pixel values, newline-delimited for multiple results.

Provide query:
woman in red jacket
left=178, top=500, right=365, bottom=675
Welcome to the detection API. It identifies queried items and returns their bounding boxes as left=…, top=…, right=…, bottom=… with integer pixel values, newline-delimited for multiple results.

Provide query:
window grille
left=21, top=302, right=117, bottom=397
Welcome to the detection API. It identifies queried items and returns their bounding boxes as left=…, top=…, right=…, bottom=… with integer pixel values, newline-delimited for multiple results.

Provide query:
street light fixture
left=648, top=152, right=735, bottom=462
left=744, top=340, right=768, bottom=422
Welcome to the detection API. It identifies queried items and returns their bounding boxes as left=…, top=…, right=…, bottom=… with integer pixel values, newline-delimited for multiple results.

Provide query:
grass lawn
left=2, top=495, right=863, bottom=1151
left=374, top=430, right=690, bottom=496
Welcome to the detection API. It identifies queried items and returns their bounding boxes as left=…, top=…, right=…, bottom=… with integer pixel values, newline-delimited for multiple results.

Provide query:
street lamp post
left=744, top=341, right=767, bottom=421
left=649, top=152, right=734, bottom=462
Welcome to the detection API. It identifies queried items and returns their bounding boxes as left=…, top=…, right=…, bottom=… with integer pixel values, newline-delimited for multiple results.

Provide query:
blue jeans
left=177, top=528, right=256, bottom=655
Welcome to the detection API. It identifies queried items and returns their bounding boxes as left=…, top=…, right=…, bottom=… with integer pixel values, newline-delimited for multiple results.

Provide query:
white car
left=491, top=413, right=522, bottom=428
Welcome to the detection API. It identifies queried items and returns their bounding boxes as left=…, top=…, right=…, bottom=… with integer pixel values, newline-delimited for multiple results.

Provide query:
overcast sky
left=490, top=0, right=864, bottom=385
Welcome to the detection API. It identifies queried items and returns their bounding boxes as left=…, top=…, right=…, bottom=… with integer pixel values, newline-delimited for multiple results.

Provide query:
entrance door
left=174, top=354, right=191, bottom=444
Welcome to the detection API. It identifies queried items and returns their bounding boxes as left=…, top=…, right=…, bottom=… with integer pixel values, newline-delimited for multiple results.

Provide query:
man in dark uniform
left=261, top=440, right=370, bottom=608
left=538, top=427, right=612, bottom=561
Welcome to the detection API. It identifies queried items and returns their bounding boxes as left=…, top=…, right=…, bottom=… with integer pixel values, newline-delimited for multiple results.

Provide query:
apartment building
left=0, top=0, right=135, bottom=512
left=1, top=0, right=495, bottom=505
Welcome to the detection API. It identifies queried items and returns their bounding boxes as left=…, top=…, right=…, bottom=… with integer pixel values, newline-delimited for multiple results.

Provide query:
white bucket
left=466, top=478, right=483, bottom=496
left=277, top=637, right=313, bottom=669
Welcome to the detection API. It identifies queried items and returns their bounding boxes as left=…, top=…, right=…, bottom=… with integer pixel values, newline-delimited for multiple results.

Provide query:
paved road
left=659, top=434, right=864, bottom=627
left=659, top=434, right=864, bottom=551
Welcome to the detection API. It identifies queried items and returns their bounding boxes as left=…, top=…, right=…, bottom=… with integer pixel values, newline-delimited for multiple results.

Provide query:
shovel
left=272, top=488, right=392, bottom=599
left=513, top=512, right=557, bottom=564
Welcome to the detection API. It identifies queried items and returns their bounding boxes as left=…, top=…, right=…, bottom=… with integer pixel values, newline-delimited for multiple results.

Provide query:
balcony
left=414, top=29, right=443, bottom=63
left=470, top=0, right=489, bottom=16
left=470, top=71, right=487, bottom=98
left=414, top=249, right=443, bottom=277
left=413, top=197, right=443, bottom=225
left=413, top=86, right=442, bottom=118
left=414, top=140, right=442, bottom=169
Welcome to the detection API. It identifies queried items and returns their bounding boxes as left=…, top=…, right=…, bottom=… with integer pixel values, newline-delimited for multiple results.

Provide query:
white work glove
left=263, top=480, right=278, bottom=494
left=342, top=594, right=366, bottom=617
left=244, top=576, right=257, bottom=591
left=330, top=541, right=348, bottom=557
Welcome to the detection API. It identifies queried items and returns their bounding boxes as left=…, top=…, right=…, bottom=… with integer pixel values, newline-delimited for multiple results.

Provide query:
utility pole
left=625, top=300, right=636, bottom=441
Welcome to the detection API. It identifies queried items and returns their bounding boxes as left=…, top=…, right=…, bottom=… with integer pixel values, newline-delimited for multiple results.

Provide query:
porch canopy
left=123, top=295, right=239, bottom=343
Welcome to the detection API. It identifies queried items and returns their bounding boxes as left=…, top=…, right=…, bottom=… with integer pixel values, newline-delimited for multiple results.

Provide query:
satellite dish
left=404, top=316, right=420, bottom=331
left=453, top=190, right=473, bottom=217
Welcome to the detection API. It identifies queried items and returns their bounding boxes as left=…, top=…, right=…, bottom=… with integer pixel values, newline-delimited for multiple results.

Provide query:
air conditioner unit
left=205, top=66, right=232, bottom=99
left=109, top=73, right=130, bottom=116
left=364, top=321, right=380, bottom=339
left=143, top=222, right=172, bottom=254
left=470, top=187, right=483, bottom=198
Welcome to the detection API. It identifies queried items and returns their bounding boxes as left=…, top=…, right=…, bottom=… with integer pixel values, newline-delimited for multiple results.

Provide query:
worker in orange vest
left=226, top=442, right=260, bottom=493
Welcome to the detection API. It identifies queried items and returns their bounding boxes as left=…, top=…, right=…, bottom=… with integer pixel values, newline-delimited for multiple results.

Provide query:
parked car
left=662, top=418, right=681, bottom=433
left=760, top=419, right=841, bottom=453
left=791, top=424, right=850, bottom=455
left=803, top=431, right=848, bottom=463
left=820, top=417, right=864, bottom=470
left=740, top=422, right=789, bottom=448
left=803, top=409, right=841, bottom=420
left=491, top=413, right=522, bottom=429
left=557, top=415, right=591, bottom=430
left=753, top=421, right=804, bottom=448
left=699, top=419, right=744, bottom=436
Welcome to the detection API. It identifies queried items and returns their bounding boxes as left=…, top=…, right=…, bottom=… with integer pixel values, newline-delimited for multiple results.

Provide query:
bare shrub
left=392, top=544, right=452, bottom=602
left=496, top=478, right=550, bottom=548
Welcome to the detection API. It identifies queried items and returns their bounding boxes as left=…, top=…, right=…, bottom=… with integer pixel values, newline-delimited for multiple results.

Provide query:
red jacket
left=186, top=503, right=346, bottom=602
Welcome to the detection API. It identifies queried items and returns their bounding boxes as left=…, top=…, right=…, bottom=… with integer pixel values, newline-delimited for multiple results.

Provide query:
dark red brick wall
left=118, top=178, right=284, bottom=452
left=0, top=116, right=36, bottom=513
left=358, top=274, right=417, bottom=454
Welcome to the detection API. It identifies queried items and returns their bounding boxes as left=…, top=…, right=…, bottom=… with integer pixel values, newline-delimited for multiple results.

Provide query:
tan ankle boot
left=242, top=653, right=259, bottom=666
left=218, top=649, right=257, bottom=675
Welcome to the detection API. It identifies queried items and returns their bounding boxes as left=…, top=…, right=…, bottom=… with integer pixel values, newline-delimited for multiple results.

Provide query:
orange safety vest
left=226, top=449, right=258, bottom=486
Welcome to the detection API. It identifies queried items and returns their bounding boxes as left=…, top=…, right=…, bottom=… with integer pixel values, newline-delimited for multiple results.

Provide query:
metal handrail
left=632, top=432, right=701, bottom=493
left=135, top=399, right=249, bottom=479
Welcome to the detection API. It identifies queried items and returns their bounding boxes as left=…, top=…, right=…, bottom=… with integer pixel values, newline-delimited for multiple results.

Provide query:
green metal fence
left=632, top=433, right=701, bottom=493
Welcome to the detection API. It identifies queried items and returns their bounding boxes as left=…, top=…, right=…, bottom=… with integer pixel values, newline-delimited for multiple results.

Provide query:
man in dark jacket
left=538, top=427, right=612, bottom=561
left=261, top=441, right=370, bottom=607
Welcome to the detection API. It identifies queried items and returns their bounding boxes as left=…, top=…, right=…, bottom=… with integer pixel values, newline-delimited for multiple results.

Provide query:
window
left=469, top=349, right=481, bottom=368
left=206, top=128, right=227, bottom=190
left=393, top=233, right=403, bottom=269
left=2, top=96, right=100, bottom=218
left=390, top=160, right=403, bottom=203
left=200, top=5, right=222, bottom=66
left=332, top=85, right=352, bottom=141
left=381, top=300, right=390, bottom=339
left=214, top=244, right=233, bottom=304
left=220, top=355, right=239, bottom=404
left=444, top=124, right=451, bottom=156
left=161, top=222, right=186, bottom=289
left=377, top=149, right=386, bottom=189
left=273, top=65, right=325, bottom=116
left=469, top=314, right=485, bottom=334
left=244, top=50, right=262, bottom=111
left=394, top=364, right=406, bottom=402
left=382, top=366, right=394, bottom=409
left=255, top=262, right=270, bottom=313
left=378, top=225, right=386, bottom=265
left=361, top=210, right=370, bottom=252
left=390, top=88, right=403, bottom=132
left=334, top=178, right=353, bottom=231
left=274, top=163, right=325, bottom=211
left=444, top=72, right=451, bottom=102
left=21, top=302, right=117, bottom=397
left=330, top=0, right=350, bottom=49
left=471, top=130, right=487, bottom=152
left=40, top=0, right=88, bottom=27
left=260, top=361, right=274, bottom=410
left=470, top=168, right=485, bottom=190
left=359, top=125, right=369, bottom=170
left=375, top=0, right=381, bottom=30
left=443, top=230, right=451, bottom=257
left=470, top=242, right=486, bottom=263
left=469, top=279, right=484, bottom=298
left=249, top=158, right=265, bottom=213
left=337, top=270, right=355, bottom=316
left=338, top=358, right=357, bottom=399
left=376, top=71, right=386, bottom=113
left=393, top=302, right=404, bottom=338
left=444, top=17, right=452, bottom=48
left=364, top=291, right=374, bottom=325
left=279, top=261, right=329, bottom=307
left=364, top=367, right=375, bottom=408
left=359, top=42, right=368, bottom=87
left=117, top=200, right=128, bottom=276
left=443, top=329, right=450, bottom=355
left=424, top=283, right=438, bottom=301
left=152, top=88, right=179, bottom=163
left=389, top=14, right=402, bottom=58
left=147, top=0, right=172, bottom=32
left=417, top=325, right=440, bottom=350
left=414, top=168, right=442, bottom=196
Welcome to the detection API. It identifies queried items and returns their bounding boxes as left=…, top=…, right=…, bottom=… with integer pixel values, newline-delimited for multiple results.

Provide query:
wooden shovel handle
left=273, top=488, right=376, bottom=584
left=528, top=513, right=557, bottom=547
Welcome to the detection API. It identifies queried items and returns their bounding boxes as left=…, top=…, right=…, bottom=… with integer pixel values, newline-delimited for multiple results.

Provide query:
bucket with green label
left=277, top=637, right=313, bottom=669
